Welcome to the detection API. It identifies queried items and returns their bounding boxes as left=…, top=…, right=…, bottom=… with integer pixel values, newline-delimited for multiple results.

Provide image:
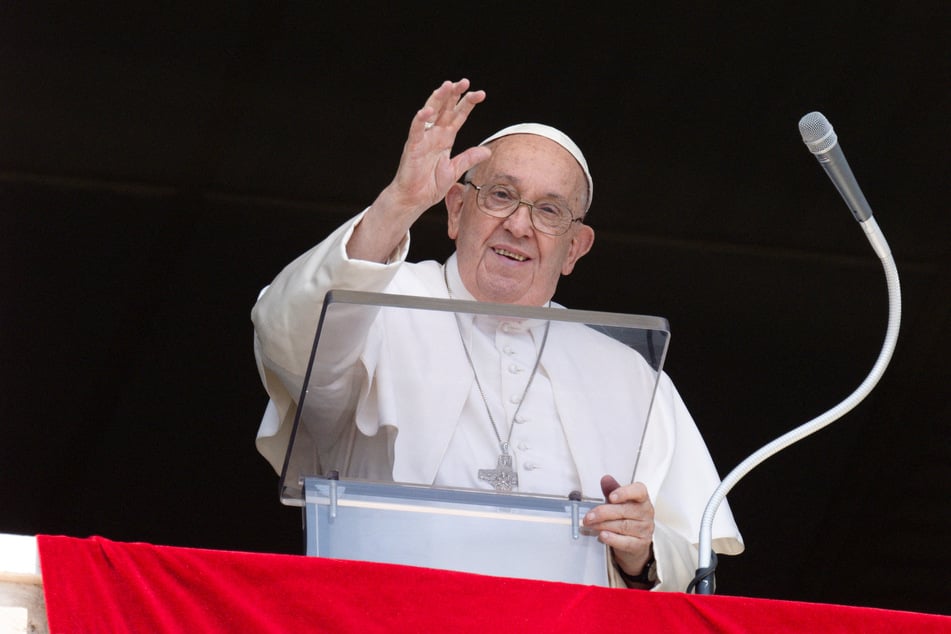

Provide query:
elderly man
left=252, top=79, right=743, bottom=591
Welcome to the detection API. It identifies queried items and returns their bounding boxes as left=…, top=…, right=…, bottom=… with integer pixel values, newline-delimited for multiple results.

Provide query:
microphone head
left=798, top=111, right=838, bottom=154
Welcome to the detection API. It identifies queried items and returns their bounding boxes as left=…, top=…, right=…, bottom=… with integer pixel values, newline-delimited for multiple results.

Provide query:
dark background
left=1, top=2, right=948, bottom=616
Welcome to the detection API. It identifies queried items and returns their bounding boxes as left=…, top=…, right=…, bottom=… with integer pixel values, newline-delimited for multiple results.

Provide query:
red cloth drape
left=38, top=535, right=948, bottom=633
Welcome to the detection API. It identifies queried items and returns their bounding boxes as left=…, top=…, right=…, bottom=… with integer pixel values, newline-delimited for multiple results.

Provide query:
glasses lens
left=478, top=184, right=518, bottom=214
left=474, top=183, right=575, bottom=235
left=531, top=203, right=572, bottom=235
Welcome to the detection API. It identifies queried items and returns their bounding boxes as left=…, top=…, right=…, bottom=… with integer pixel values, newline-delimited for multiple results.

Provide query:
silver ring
left=423, top=121, right=435, bottom=131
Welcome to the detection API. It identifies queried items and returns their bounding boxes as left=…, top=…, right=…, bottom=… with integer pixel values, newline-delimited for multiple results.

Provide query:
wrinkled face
left=445, top=134, right=595, bottom=306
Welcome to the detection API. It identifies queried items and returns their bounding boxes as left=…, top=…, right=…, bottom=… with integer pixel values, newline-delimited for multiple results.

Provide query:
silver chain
left=444, top=264, right=550, bottom=454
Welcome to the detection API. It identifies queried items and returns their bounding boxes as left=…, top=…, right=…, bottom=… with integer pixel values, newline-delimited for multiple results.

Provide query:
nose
left=502, top=202, right=535, bottom=237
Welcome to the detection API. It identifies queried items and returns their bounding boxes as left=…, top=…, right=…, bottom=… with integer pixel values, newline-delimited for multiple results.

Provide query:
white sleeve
left=250, top=210, right=410, bottom=472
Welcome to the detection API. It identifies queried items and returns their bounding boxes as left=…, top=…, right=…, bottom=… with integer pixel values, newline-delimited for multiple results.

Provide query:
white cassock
left=252, top=210, right=744, bottom=591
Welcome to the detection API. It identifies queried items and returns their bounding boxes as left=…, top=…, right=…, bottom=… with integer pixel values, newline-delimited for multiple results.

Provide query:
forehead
left=475, top=135, right=587, bottom=203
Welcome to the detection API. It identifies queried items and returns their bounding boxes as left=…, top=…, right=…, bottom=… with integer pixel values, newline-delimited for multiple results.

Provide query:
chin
left=476, top=281, right=527, bottom=305
left=488, top=286, right=551, bottom=307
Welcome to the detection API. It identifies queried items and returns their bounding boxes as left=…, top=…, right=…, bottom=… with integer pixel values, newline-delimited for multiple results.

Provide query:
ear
left=561, top=224, right=595, bottom=275
left=445, top=182, right=466, bottom=240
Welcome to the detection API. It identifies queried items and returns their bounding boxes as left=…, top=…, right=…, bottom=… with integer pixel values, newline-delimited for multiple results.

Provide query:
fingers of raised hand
left=447, top=145, right=492, bottom=178
left=416, top=79, right=485, bottom=135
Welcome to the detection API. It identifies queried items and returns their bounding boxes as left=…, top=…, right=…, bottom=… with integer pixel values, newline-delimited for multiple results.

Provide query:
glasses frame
left=465, top=181, right=583, bottom=237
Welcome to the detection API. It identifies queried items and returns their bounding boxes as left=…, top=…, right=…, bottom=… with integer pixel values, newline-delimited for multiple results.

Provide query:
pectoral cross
left=479, top=453, right=518, bottom=492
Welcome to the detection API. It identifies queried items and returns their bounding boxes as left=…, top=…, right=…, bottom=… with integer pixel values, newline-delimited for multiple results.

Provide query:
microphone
left=798, top=112, right=873, bottom=222
left=690, top=111, right=901, bottom=595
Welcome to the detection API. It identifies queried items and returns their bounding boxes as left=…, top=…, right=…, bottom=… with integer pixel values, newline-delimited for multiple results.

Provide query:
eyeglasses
left=465, top=182, right=583, bottom=236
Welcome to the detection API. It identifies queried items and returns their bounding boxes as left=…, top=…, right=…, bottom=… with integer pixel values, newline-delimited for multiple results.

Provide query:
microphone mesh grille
left=798, top=111, right=837, bottom=154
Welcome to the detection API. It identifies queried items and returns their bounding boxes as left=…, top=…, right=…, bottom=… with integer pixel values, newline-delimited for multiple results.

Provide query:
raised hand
left=348, top=79, right=490, bottom=262
left=391, top=79, right=491, bottom=213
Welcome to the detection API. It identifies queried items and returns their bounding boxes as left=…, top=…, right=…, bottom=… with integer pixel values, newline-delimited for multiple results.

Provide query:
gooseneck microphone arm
left=689, top=112, right=902, bottom=594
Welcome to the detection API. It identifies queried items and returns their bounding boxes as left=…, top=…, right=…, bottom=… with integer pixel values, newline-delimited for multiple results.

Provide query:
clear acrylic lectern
left=279, top=290, right=670, bottom=585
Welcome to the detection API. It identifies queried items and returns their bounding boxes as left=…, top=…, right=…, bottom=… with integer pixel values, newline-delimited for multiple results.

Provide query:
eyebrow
left=486, top=173, right=573, bottom=205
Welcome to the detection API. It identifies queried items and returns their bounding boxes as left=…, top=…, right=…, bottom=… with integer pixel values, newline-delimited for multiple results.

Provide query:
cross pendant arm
left=478, top=453, right=519, bottom=492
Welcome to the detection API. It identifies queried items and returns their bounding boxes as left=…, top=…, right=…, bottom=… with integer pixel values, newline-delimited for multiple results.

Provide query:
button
left=509, top=394, right=522, bottom=404
left=515, top=415, right=529, bottom=424
left=503, top=345, right=515, bottom=355
left=517, top=442, right=529, bottom=451
left=524, top=462, right=539, bottom=471
left=508, top=363, right=523, bottom=374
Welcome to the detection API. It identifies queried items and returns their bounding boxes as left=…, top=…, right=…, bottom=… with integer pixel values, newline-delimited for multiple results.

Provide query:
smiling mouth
left=493, top=247, right=528, bottom=262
